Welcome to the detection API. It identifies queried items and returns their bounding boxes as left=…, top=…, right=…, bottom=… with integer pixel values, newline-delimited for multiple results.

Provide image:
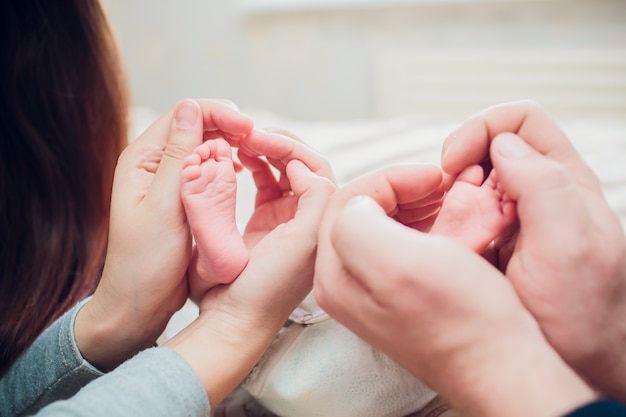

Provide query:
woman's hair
left=0, top=0, right=129, bottom=375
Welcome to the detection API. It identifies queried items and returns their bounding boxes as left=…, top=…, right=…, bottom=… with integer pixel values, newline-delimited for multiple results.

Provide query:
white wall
left=102, top=0, right=626, bottom=121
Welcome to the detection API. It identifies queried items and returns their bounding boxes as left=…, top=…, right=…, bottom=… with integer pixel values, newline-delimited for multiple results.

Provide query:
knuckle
left=163, top=142, right=191, bottom=162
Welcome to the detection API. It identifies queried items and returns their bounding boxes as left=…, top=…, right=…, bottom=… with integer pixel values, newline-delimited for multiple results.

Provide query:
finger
left=441, top=100, right=589, bottom=179
left=314, top=164, right=442, bottom=319
left=241, top=129, right=336, bottom=182
left=330, top=196, right=513, bottom=309
left=288, top=159, right=337, bottom=213
left=262, top=126, right=311, bottom=146
left=393, top=201, right=442, bottom=228
left=143, top=100, right=203, bottom=208
left=490, top=132, right=599, bottom=249
left=277, top=168, right=292, bottom=194
left=264, top=155, right=291, bottom=193
left=398, top=188, right=445, bottom=209
left=113, top=110, right=172, bottom=209
left=196, top=98, right=254, bottom=145
left=390, top=184, right=444, bottom=229
left=457, top=165, right=485, bottom=185
left=329, top=164, right=443, bottom=216
left=285, top=159, right=337, bottom=245
left=237, top=150, right=281, bottom=206
left=328, top=195, right=426, bottom=298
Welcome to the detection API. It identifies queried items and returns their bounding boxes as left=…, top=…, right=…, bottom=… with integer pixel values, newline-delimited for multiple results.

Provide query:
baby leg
left=181, top=139, right=248, bottom=289
left=431, top=165, right=515, bottom=253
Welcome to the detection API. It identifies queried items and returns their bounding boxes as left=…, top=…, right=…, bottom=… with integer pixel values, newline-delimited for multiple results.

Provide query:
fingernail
left=495, top=133, right=532, bottom=159
left=175, top=100, right=199, bottom=128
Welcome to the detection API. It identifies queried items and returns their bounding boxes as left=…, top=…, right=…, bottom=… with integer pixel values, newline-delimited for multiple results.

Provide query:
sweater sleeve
left=565, top=400, right=626, bottom=417
left=36, top=347, right=211, bottom=417
left=0, top=300, right=211, bottom=417
left=0, top=300, right=104, bottom=416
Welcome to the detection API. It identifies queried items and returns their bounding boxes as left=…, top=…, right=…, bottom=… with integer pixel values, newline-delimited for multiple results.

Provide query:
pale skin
left=168, top=147, right=336, bottom=405
left=174, top=148, right=513, bottom=413
left=441, top=100, right=626, bottom=401
left=315, top=191, right=596, bottom=417
left=431, top=164, right=515, bottom=254
left=180, top=127, right=336, bottom=301
left=75, top=98, right=337, bottom=409
left=171, top=127, right=336, bottom=405
left=75, top=99, right=254, bottom=371
left=181, top=138, right=248, bottom=292
left=314, top=100, right=626, bottom=416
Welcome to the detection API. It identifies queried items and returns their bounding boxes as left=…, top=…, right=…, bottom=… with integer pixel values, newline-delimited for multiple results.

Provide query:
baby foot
left=431, top=165, right=516, bottom=253
left=181, top=138, right=248, bottom=288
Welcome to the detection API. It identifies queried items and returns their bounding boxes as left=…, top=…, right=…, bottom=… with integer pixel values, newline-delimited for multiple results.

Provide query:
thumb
left=490, top=132, right=591, bottom=247
left=329, top=195, right=424, bottom=293
left=146, top=99, right=203, bottom=206
left=286, top=159, right=337, bottom=239
left=328, top=195, right=516, bottom=315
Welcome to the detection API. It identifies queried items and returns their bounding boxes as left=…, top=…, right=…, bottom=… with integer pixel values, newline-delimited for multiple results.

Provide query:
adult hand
left=185, top=128, right=336, bottom=300
left=239, top=127, right=336, bottom=242
left=314, top=165, right=596, bottom=417
left=314, top=163, right=443, bottom=370
left=75, top=99, right=254, bottom=370
left=224, top=128, right=336, bottom=317
left=314, top=162, right=446, bottom=308
left=441, top=100, right=626, bottom=400
left=166, top=129, right=336, bottom=406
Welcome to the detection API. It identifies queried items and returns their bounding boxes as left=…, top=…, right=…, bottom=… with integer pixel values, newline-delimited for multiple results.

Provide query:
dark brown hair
left=0, top=0, right=129, bottom=375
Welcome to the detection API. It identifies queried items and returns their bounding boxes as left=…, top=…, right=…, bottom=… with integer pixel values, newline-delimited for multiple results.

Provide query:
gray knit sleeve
left=37, top=347, right=211, bottom=417
left=0, top=301, right=211, bottom=417
left=0, top=300, right=103, bottom=416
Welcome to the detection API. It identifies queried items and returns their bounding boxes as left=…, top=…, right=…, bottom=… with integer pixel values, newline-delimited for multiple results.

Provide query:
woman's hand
left=166, top=129, right=336, bottom=406
left=75, top=99, right=253, bottom=370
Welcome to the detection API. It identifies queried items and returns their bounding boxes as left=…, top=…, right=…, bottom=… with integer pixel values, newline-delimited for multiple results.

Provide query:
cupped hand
left=239, top=128, right=335, bottom=243
left=441, top=100, right=626, bottom=400
left=316, top=193, right=596, bottom=417
left=226, top=128, right=336, bottom=317
left=200, top=153, right=335, bottom=327
left=75, top=99, right=253, bottom=370
left=314, top=162, right=445, bottom=305
left=167, top=129, right=336, bottom=405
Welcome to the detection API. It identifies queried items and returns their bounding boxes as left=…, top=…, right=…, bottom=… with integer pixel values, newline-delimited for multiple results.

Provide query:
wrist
left=449, top=332, right=597, bottom=417
left=164, top=306, right=283, bottom=406
left=575, top=329, right=626, bottom=403
left=74, top=292, right=168, bottom=370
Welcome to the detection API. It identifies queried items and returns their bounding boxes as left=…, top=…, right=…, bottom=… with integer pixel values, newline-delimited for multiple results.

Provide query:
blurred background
left=101, top=0, right=626, bottom=122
